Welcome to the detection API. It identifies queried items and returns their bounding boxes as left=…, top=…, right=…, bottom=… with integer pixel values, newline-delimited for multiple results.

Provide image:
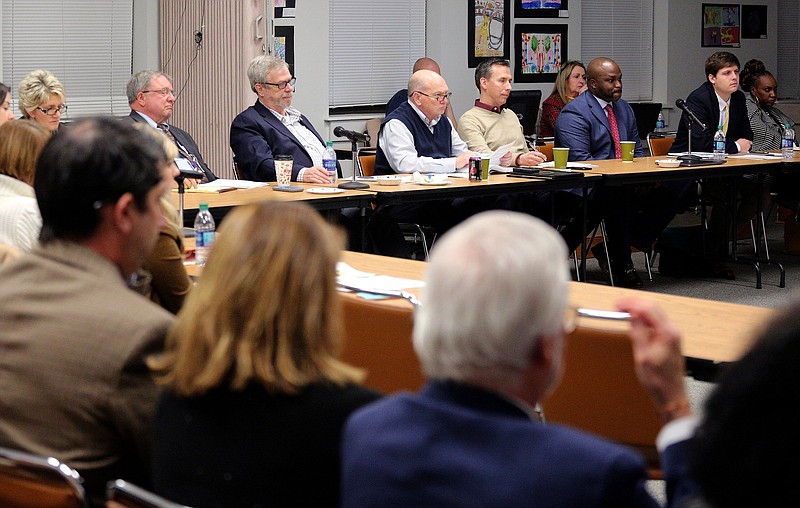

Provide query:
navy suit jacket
left=342, top=381, right=696, bottom=508
left=671, top=81, right=753, bottom=154
left=123, top=111, right=216, bottom=182
left=229, top=100, right=340, bottom=182
left=555, top=91, right=644, bottom=161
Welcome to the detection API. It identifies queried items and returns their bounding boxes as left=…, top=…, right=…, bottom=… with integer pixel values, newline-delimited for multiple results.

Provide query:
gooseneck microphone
left=333, top=126, right=370, bottom=143
left=675, top=99, right=707, bottom=131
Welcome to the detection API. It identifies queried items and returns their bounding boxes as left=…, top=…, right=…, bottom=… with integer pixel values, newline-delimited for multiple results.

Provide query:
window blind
left=1, top=0, right=133, bottom=118
left=329, top=0, right=426, bottom=109
left=581, top=0, right=654, bottom=102
left=777, top=0, right=800, bottom=99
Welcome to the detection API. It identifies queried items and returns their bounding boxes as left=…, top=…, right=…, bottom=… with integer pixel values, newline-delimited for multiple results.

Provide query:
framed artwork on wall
left=514, top=24, right=567, bottom=83
left=274, top=26, right=295, bottom=69
left=468, top=0, right=510, bottom=68
left=514, top=0, right=567, bottom=19
left=702, top=3, right=740, bottom=47
left=741, top=5, right=767, bottom=39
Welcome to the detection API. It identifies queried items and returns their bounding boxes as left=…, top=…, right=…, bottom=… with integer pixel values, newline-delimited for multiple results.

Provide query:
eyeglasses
left=141, top=88, right=175, bottom=97
left=260, top=77, right=297, bottom=90
left=415, top=91, right=452, bottom=103
left=562, top=307, right=631, bottom=335
left=35, top=105, right=68, bottom=116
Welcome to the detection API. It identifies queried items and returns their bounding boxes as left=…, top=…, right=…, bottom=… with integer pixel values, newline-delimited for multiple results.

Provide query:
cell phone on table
left=273, top=185, right=304, bottom=192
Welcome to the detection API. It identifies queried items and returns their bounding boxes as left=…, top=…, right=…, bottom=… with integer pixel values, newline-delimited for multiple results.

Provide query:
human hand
left=499, top=151, right=514, bottom=166
left=737, top=139, right=753, bottom=153
left=455, top=151, right=480, bottom=169
left=302, top=166, right=332, bottom=184
left=616, top=297, right=691, bottom=422
left=519, top=150, right=547, bottom=166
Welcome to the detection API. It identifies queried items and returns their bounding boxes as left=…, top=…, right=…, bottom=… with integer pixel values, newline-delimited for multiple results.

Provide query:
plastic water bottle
left=713, top=125, right=726, bottom=162
left=194, top=203, right=215, bottom=266
left=323, top=141, right=337, bottom=184
left=782, top=123, right=795, bottom=159
left=655, top=110, right=665, bottom=132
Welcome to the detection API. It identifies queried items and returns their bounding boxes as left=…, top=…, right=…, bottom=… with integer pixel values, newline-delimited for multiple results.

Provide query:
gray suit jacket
left=0, top=241, right=173, bottom=502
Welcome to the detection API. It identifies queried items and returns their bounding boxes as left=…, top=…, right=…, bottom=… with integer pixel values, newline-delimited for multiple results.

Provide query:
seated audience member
left=230, top=55, right=339, bottom=183
left=18, top=69, right=67, bottom=133
left=0, top=120, right=49, bottom=252
left=741, top=59, right=795, bottom=151
left=689, top=299, right=800, bottom=507
left=0, top=82, right=15, bottom=125
left=556, top=57, right=685, bottom=287
left=457, top=58, right=546, bottom=168
left=386, top=57, right=458, bottom=130
left=0, top=117, right=175, bottom=505
left=149, top=201, right=380, bottom=508
left=671, top=52, right=754, bottom=275
left=135, top=126, right=191, bottom=314
left=342, top=211, right=697, bottom=507
left=124, top=70, right=217, bottom=183
left=538, top=60, right=586, bottom=138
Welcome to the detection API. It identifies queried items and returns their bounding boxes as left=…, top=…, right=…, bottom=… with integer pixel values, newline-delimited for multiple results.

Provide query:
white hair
left=413, top=211, right=569, bottom=386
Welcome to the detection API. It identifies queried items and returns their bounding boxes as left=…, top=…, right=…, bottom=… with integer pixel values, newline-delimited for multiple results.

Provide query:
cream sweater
left=458, top=106, right=528, bottom=161
left=0, top=174, right=41, bottom=252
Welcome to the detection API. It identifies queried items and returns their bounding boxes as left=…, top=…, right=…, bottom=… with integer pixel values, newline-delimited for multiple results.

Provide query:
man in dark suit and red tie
left=556, top=58, right=685, bottom=288
left=124, top=70, right=217, bottom=184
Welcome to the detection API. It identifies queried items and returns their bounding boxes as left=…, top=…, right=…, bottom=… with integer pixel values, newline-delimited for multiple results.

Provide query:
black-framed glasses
left=36, top=104, right=68, bottom=116
left=415, top=91, right=452, bottom=103
left=141, top=88, right=175, bottom=97
left=260, top=77, right=297, bottom=90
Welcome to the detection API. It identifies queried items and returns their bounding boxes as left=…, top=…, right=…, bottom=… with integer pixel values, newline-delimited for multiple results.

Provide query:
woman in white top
left=0, top=120, right=50, bottom=251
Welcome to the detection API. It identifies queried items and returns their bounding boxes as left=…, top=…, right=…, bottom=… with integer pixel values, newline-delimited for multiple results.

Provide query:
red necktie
left=605, top=104, right=622, bottom=159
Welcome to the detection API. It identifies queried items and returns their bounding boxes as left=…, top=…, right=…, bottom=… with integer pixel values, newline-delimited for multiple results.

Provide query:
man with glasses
left=386, top=57, right=458, bottom=130
left=124, top=70, right=217, bottom=183
left=230, top=55, right=338, bottom=183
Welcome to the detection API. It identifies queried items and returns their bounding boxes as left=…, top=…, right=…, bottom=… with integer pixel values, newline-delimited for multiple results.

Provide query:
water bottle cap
left=199, top=203, right=209, bottom=211
left=718, top=125, right=723, bottom=130
left=326, top=141, right=333, bottom=147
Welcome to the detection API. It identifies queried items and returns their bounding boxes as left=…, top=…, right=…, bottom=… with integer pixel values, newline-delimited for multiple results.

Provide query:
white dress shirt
left=379, top=100, right=469, bottom=174
left=0, top=174, right=41, bottom=252
left=266, top=105, right=325, bottom=182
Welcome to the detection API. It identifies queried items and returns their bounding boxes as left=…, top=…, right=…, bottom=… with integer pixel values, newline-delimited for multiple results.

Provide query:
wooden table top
left=340, top=251, right=773, bottom=364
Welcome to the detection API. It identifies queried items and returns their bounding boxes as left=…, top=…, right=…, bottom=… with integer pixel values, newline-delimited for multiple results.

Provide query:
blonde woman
left=0, top=120, right=50, bottom=251
left=538, top=60, right=586, bottom=138
left=150, top=201, right=380, bottom=507
left=18, top=70, right=67, bottom=132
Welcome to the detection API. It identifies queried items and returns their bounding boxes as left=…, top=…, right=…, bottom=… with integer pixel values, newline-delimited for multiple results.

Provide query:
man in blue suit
left=341, top=210, right=698, bottom=508
left=556, top=58, right=683, bottom=287
left=230, top=55, right=338, bottom=183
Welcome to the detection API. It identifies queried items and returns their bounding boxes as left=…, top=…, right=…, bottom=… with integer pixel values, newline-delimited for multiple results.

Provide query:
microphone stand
left=175, top=174, right=192, bottom=236
left=338, top=137, right=370, bottom=190
left=677, top=115, right=704, bottom=163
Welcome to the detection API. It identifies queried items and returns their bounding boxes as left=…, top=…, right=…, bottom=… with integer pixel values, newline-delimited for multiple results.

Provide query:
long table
left=340, top=251, right=773, bottom=366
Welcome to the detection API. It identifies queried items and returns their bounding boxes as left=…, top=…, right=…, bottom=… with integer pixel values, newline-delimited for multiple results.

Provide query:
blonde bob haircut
left=0, top=119, right=50, bottom=184
left=150, top=201, right=363, bottom=396
left=552, top=60, right=585, bottom=105
left=18, top=70, right=65, bottom=118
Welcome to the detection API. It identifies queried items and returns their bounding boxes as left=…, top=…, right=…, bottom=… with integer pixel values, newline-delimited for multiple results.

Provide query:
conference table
left=338, top=251, right=773, bottom=367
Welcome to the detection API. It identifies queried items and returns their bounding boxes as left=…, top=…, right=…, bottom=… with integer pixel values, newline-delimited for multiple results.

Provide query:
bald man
left=370, top=69, right=479, bottom=257
left=556, top=58, right=685, bottom=288
left=386, top=57, right=458, bottom=129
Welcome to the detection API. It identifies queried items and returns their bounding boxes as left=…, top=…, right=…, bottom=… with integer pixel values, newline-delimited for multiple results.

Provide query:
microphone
left=176, top=167, right=205, bottom=180
left=334, top=126, right=370, bottom=143
left=675, top=99, right=707, bottom=131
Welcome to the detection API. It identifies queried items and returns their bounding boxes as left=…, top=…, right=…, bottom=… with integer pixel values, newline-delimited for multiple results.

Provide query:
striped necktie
left=605, top=104, right=622, bottom=159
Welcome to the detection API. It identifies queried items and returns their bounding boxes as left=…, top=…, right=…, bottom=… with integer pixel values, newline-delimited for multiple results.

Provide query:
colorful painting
left=274, top=26, right=294, bottom=69
left=702, top=4, right=740, bottom=47
left=468, top=0, right=510, bottom=68
left=515, top=0, right=567, bottom=19
left=514, top=24, right=567, bottom=83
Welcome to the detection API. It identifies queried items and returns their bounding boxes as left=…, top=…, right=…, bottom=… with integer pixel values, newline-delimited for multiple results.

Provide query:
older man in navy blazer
left=230, top=56, right=339, bottom=183
left=556, top=58, right=683, bottom=287
left=341, top=211, right=698, bottom=508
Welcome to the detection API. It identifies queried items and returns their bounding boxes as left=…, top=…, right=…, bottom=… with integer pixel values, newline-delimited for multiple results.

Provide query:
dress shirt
left=266, top=105, right=325, bottom=182
left=379, top=100, right=468, bottom=174
left=715, top=92, right=741, bottom=152
left=134, top=112, right=201, bottom=177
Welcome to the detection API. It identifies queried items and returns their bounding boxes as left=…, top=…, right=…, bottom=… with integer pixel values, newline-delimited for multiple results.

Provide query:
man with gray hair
left=230, top=55, right=338, bottom=183
left=124, top=70, right=217, bottom=183
left=341, top=210, right=698, bottom=507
